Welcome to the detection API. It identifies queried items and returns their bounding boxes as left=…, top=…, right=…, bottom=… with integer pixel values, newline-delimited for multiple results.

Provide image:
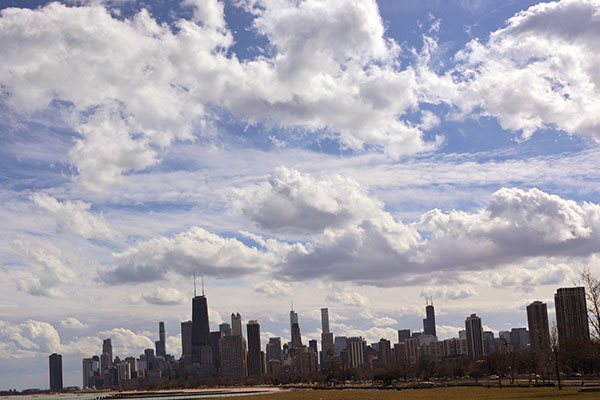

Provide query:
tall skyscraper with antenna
left=423, top=297, right=436, bottom=337
left=191, top=272, right=211, bottom=368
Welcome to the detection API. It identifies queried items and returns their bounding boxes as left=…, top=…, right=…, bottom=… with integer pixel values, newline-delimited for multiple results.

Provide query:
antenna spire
left=193, top=271, right=197, bottom=297
left=291, top=299, right=294, bottom=311
left=202, top=274, right=205, bottom=296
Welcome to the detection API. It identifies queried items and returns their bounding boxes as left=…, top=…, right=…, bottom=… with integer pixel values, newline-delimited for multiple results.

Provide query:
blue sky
left=1, top=0, right=600, bottom=390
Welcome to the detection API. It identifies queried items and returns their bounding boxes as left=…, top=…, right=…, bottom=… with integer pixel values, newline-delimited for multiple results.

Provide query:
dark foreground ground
left=231, top=386, right=600, bottom=399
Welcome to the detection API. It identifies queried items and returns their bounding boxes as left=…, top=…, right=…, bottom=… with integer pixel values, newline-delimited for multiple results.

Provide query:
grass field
left=232, top=386, right=600, bottom=399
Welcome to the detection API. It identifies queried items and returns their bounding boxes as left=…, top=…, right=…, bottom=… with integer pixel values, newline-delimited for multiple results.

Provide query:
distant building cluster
left=46, top=285, right=591, bottom=390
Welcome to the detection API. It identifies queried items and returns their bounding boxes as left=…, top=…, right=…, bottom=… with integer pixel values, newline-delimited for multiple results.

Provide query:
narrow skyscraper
left=181, top=320, right=192, bottom=359
left=527, top=301, right=550, bottom=351
left=321, top=308, right=330, bottom=333
left=247, top=320, right=262, bottom=376
left=155, top=321, right=166, bottom=358
left=49, top=353, right=63, bottom=392
left=465, top=314, right=484, bottom=360
left=554, top=287, right=590, bottom=343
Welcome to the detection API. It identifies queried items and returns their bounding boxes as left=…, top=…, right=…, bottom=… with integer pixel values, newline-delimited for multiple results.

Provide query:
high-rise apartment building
left=527, top=301, right=550, bottom=351
left=220, top=334, right=247, bottom=378
left=378, top=338, right=391, bottom=366
left=247, top=320, right=262, bottom=376
left=347, top=337, right=365, bottom=368
left=49, top=353, right=63, bottom=392
left=555, top=287, right=590, bottom=343
left=465, top=314, right=484, bottom=360
left=510, top=328, right=529, bottom=351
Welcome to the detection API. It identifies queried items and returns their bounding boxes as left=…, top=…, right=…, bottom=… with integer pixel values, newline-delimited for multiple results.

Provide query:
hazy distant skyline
left=1, top=0, right=600, bottom=390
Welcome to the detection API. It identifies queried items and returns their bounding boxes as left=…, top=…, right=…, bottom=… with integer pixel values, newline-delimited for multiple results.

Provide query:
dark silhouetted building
left=465, top=314, right=484, bottom=360
left=423, top=301, right=436, bottom=337
left=379, top=338, right=391, bottom=366
left=82, top=357, right=93, bottom=388
left=266, top=337, right=282, bottom=363
left=510, top=328, right=529, bottom=351
left=321, top=308, right=330, bottom=333
left=555, top=287, right=590, bottom=343
left=192, top=294, right=210, bottom=354
left=155, top=321, right=166, bottom=358
left=527, top=301, right=550, bottom=351
left=102, top=338, right=112, bottom=370
left=397, top=329, right=411, bottom=343
left=49, top=353, right=63, bottom=392
left=291, top=323, right=303, bottom=349
left=181, top=321, right=192, bottom=360
left=219, top=322, right=231, bottom=336
left=247, top=320, right=262, bottom=376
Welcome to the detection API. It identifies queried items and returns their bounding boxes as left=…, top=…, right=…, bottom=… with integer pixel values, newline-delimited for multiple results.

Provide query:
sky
left=1, top=0, right=600, bottom=390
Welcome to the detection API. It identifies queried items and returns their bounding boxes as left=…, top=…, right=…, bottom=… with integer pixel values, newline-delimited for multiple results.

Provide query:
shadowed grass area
left=232, top=386, right=599, bottom=399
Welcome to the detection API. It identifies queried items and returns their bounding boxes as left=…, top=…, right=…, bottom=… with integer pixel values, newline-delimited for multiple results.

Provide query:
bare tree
left=581, top=267, right=600, bottom=339
left=549, top=321, right=562, bottom=390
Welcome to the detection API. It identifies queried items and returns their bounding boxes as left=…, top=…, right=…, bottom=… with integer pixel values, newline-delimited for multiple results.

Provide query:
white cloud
left=0, top=320, right=61, bottom=358
left=326, top=291, right=370, bottom=307
left=232, top=166, right=383, bottom=234
left=31, top=192, right=119, bottom=240
left=0, top=0, right=440, bottom=192
left=420, top=286, right=477, bottom=301
left=60, top=317, right=88, bottom=329
left=252, top=280, right=291, bottom=297
left=445, top=0, right=600, bottom=140
left=372, top=316, right=398, bottom=327
left=102, top=227, right=275, bottom=283
left=97, top=328, right=154, bottom=357
left=14, top=241, right=77, bottom=298
left=130, top=287, right=187, bottom=305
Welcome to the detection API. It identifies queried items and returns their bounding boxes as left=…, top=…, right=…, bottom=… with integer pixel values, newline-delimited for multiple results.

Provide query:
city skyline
left=2, top=0, right=600, bottom=391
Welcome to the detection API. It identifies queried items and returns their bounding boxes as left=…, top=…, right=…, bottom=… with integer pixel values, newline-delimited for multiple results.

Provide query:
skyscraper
left=155, top=321, right=166, bottom=358
left=266, top=337, right=282, bottom=363
left=247, top=320, right=262, bottom=376
left=102, top=338, right=113, bottom=369
left=555, top=287, right=590, bottom=343
left=49, top=353, right=63, bottom=392
left=378, top=338, right=391, bottom=366
left=321, top=308, right=330, bottom=333
left=220, top=335, right=247, bottom=378
left=231, top=313, right=243, bottom=337
left=510, top=328, right=529, bottom=351
left=181, top=321, right=193, bottom=359
left=192, top=294, right=210, bottom=350
left=291, top=323, right=303, bottom=349
left=397, top=329, right=411, bottom=343
left=219, top=322, right=232, bottom=336
left=423, top=300, right=436, bottom=337
left=527, top=301, right=550, bottom=351
left=465, top=314, right=484, bottom=360
left=82, top=358, right=93, bottom=388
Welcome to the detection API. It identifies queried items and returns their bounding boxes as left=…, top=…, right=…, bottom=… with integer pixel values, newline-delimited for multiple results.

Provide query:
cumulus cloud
left=420, top=286, right=478, bottom=301
left=130, top=287, right=187, bottom=305
left=326, top=291, right=370, bottom=307
left=252, top=280, right=291, bottom=297
left=0, top=0, right=439, bottom=191
left=101, top=227, right=274, bottom=283
left=31, top=193, right=119, bottom=240
left=14, top=241, right=77, bottom=298
left=445, top=0, right=600, bottom=140
left=60, top=317, right=88, bottom=329
left=372, top=316, right=398, bottom=327
left=0, top=320, right=61, bottom=358
left=232, top=167, right=383, bottom=234
left=97, top=328, right=154, bottom=357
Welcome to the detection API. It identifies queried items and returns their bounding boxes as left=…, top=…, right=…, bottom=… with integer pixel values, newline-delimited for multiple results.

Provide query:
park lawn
left=232, top=386, right=599, bottom=399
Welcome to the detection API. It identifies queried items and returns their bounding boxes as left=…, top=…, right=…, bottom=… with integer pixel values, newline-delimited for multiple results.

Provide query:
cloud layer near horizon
left=99, top=169, right=600, bottom=287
